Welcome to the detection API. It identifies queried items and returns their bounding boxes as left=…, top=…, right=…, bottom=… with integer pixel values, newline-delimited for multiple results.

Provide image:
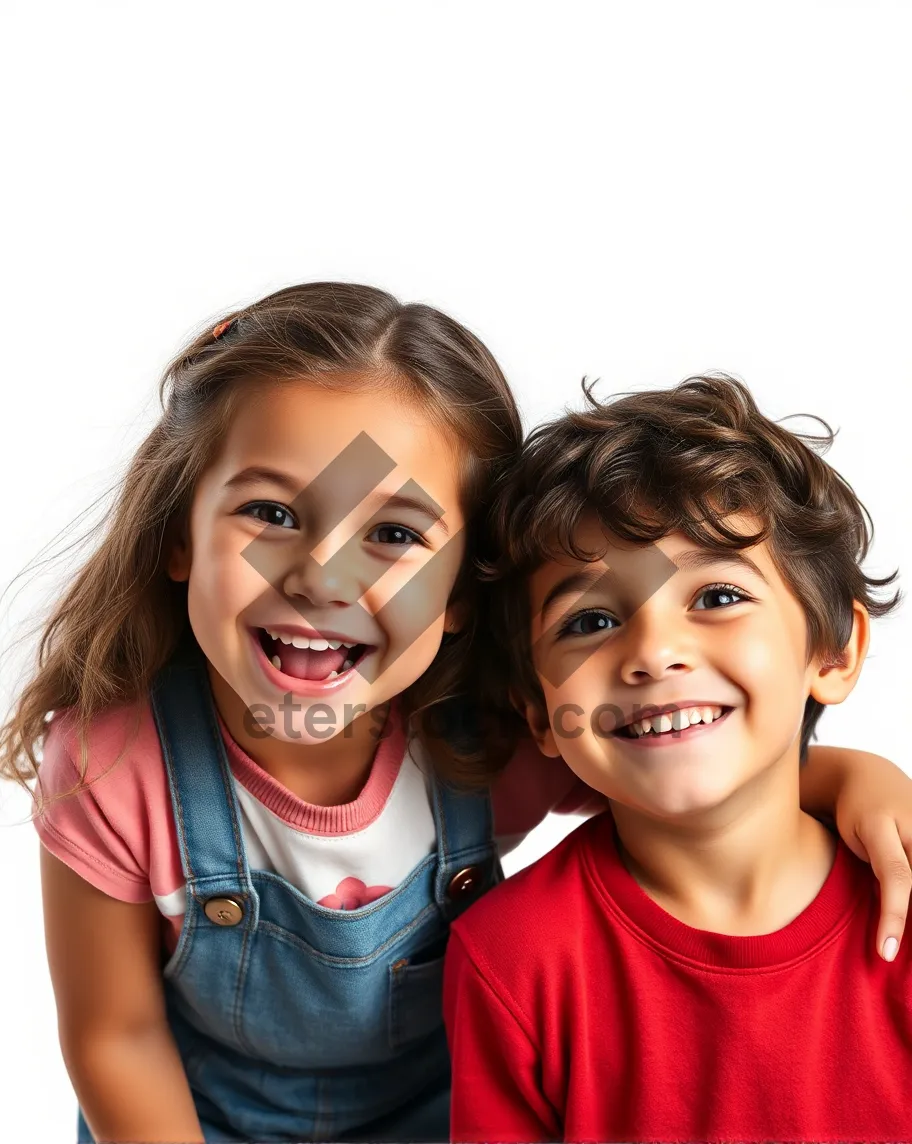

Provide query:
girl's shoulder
left=39, top=697, right=168, bottom=803
left=34, top=698, right=182, bottom=905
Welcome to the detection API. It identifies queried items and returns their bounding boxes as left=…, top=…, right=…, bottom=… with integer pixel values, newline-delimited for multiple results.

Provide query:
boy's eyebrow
left=672, top=548, right=769, bottom=583
left=222, top=467, right=449, bottom=534
left=539, top=569, right=611, bottom=617
left=539, top=547, right=769, bottom=617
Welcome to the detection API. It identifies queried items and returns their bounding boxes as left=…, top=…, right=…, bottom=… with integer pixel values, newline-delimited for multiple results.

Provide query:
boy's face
left=525, top=515, right=865, bottom=821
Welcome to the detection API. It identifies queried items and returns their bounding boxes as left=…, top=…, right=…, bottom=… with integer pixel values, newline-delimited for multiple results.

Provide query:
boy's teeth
left=629, top=705, right=727, bottom=736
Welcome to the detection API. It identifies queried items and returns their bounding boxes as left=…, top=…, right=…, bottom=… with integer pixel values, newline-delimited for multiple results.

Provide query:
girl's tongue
left=263, top=634, right=352, bottom=681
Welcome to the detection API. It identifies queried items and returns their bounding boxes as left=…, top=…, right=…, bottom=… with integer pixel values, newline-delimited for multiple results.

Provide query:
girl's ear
left=523, top=699, right=561, bottom=758
left=165, top=518, right=192, bottom=582
left=443, top=599, right=468, bottom=635
left=809, top=600, right=870, bottom=706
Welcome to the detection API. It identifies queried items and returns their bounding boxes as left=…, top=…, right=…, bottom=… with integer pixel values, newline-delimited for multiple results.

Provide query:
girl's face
left=168, top=377, right=466, bottom=748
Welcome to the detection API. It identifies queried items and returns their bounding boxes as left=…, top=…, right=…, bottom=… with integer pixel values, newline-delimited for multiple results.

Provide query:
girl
left=2, top=282, right=911, bottom=1144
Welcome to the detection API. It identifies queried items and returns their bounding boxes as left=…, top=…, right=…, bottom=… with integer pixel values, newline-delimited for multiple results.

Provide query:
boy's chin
left=609, top=770, right=747, bottom=823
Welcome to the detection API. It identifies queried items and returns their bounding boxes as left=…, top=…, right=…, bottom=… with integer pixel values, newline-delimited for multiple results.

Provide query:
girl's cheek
left=367, top=545, right=463, bottom=621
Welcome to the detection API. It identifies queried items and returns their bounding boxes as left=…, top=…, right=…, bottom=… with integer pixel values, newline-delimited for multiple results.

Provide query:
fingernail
left=882, top=937, right=899, bottom=962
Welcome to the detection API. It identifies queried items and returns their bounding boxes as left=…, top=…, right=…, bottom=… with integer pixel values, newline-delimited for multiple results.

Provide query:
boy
left=443, top=374, right=909, bottom=1143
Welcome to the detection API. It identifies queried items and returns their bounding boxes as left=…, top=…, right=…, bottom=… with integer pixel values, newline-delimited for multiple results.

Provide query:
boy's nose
left=617, top=612, right=695, bottom=684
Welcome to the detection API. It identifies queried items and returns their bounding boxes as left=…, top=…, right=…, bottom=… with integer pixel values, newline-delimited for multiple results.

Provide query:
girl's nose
left=282, top=553, right=362, bottom=609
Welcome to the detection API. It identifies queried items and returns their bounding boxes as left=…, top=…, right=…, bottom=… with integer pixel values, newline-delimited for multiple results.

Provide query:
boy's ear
left=808, top=600, right=870, bottom=706
left=522, top=698, right=561, bottom=758
left=165, top=517, right=192, bottom=583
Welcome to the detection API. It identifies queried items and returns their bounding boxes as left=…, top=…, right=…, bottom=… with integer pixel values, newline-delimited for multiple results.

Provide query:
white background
left=1, top=3, right=910, bottom=1139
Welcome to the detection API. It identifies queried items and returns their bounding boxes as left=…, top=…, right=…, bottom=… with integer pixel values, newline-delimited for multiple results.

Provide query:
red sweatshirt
left=444, top=813, right=912, bottom=1143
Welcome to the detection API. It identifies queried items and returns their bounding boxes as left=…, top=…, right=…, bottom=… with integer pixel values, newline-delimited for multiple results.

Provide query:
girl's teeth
left=271, top=655, right=282, bottom=670
left=266, top=630, right=349, bottom=651
left=327, top=670, right=339, bottom=679
left=341, top=659, right=354, bottom=671
left=652, top=713, right=673, bottom=733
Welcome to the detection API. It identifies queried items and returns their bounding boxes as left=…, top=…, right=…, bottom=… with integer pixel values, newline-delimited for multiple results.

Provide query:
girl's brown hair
left=486, top=373, right=901, bottom=759
left=0, top=282, right=523, bottom=802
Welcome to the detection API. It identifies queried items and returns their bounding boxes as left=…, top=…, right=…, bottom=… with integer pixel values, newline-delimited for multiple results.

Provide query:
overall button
left=204, top=897, right=244, bottom=926
left=447, top=866, right=482, bottom=900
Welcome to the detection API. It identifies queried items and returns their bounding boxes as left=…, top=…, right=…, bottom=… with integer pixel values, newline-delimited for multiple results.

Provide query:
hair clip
left=212, top=317, right=236, bottom=340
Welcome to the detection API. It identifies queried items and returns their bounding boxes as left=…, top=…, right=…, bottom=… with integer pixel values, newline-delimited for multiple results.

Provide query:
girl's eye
left=559, top=610, right=618, bottom=637
left=242, top=502, right=297, bottom=529
left=366, top=524, right=423, bottom=546
left=693, top=583, right=749, bottom=610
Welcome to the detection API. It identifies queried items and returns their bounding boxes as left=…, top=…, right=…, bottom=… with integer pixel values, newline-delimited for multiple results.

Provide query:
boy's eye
left=242, top=502, right=297, bottom=529
left=560, top=609, right=618, bottom=637
left=692, top=583, right=749, bottom=610
left=366, top=524, right=423, bottom=546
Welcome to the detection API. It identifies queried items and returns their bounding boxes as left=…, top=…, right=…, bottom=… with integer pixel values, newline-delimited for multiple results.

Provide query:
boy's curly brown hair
left=483, top=373, right=900, bottom=759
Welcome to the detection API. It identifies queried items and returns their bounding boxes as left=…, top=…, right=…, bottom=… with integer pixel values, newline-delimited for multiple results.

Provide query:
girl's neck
left=208, top=665, right=390, bottom=807
left=610, top=753, right=837, bottom=936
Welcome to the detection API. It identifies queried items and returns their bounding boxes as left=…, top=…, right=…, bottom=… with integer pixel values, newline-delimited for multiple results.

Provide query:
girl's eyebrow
left=223, top=466, right=301, bottom=496
left=367, top=492, right=450, bottom=536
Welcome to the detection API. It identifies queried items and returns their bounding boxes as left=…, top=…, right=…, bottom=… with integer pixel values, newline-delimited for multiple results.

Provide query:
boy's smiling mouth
left=614, top=704, right=734, bottom=744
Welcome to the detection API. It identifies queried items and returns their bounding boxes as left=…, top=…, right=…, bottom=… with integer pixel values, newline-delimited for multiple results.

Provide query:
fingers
left=856, top=813, right=912, bottom=961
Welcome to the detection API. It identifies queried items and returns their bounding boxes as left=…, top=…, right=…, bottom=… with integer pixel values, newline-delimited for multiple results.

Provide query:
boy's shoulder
left=452, top=810, right=608, bottom=971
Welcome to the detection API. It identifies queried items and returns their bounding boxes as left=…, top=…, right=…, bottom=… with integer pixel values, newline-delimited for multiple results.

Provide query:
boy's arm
left=444, top=931, right=559, bottom=1144
left=802, top=744, right=912, bottom=961
left=41, top=848, right=206, bottom=1144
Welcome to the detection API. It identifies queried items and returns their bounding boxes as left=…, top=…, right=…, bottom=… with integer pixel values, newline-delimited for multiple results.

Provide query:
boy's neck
left=609, top=753, right=837, bottom=937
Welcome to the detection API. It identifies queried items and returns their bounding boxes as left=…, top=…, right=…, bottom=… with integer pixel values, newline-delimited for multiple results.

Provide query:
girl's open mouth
left=252, top=628, right=373, bottom=684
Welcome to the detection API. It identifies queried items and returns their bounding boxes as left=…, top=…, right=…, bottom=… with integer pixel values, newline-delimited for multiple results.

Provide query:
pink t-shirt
left=34, top=699, right=600, bottom=954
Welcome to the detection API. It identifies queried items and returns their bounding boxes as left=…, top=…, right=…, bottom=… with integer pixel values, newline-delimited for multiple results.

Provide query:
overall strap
left=427, top=695, right=502, bottom=918
left=150, top=632, right=254, bottom=910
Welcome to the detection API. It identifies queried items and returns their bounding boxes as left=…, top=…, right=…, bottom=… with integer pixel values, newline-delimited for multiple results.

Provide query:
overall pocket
left=388, top=934, right=449, bottom=1051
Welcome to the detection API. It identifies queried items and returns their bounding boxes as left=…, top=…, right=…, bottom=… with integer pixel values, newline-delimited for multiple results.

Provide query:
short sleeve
left=33, top=708, right=161, bottom=904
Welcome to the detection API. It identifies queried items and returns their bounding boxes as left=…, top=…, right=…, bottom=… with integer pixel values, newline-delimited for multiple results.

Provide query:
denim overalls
left=77, top=635, right=501, bottom=1143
